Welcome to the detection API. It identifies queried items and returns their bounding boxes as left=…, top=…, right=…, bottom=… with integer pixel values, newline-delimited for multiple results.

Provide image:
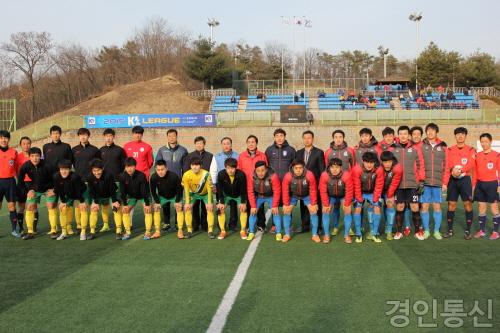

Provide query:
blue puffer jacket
left=155, top=144, right=188, bottom=178
left=214, top=151, right=240, bottom=174
left=265, top=141, right=296, bottom=180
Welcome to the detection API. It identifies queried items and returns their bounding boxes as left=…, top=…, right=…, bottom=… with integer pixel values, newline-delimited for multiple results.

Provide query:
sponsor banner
left=85, top=114, right=216, bottom=128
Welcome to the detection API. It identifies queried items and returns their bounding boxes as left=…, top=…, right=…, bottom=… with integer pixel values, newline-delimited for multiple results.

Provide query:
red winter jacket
left=237, top=149, right=268, bottom=179
left=319, top=170, right=353, bottom=207
left=383, top=163, right=403, bottom=198
left=282, top=170, right=318, bottom=206
left=247, top=169, right=281, bottom=209
left=351, top=165, right=384, bottom=203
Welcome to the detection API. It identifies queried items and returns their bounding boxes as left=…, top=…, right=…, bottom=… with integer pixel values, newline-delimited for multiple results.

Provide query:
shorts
left=126, top=197, right=150, bottom=207
left=473, top=180, right=499, bottom=204
left=446, top=175, right=473, bottom=202
left=0, top=178, right=17, bottom=202
left=223, top=195, right=242, bottom=206
left=158, top=195, right=178, bottom=206
left=92, top=197, right=112, bottom=205
left=327, top=196, right=345, bottom=206
left=289, top=196, right=312, bottom=207
left=395, top=188, right=419, bottom=204
left=420, top=186, right=442, bottom=203
left=26, top=191, right=58, bottom=205
left=355, top=193, right=380, bottom=208
left=255, top=197, right=275, bottom=210
left=16, top=183, right=30, bottom=203
left=187, top=193, right=212, bottom=205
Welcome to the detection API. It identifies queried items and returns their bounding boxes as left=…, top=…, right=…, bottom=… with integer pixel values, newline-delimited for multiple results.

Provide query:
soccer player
left=42, top=125, right=73, bottom=172
left=18, top=147, right=58, bottom=240
left=182, top=157, right=215, bottom=239
left=123, top=126, right=154, bottom=179
left=265, top=128, right=296, bottom=181
left=420, top=123, right=449, bottom=240
left=53, top=160, right=88, bottom=241
left=473, top=133, right=500, bottom=240
left=410, top=126, right=424, bottom=149
left=216, top=157, right=248, bottom=240
left=319, top=158, right=354, bottom=244
left=16, top=136, right=32, bottom=235
left=393, top=125, right=425, bottom=240
left=378, top=127, right=397, bottom=152
left=352, top=152, right=384, bottom=243
left=282, top=159, right=319, bottom=243
left=87, top=159, right=121, bottom=240
left=118, top=158, right=153, bottom=240
left=247, top=161, right=281, bottom=241
left=443, top=127, right=476, bottom=239
left=150, top=160, right=183, bottom=239
left=72, top=127, right=101, bottom=234
left=354, top=128, right=380, bottom=166
left=0, top=130, right=19, bottom=237
left=380, top=151, right=403, bottom=240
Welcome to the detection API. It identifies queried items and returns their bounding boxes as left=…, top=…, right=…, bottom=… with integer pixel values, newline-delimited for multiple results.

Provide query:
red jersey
left=123, top=141, right=154, bottom=179
left=445, top=144, right=476, bottom=186
left=16, top=152, right=31, bottom=181
left=0, top=147, right=18, bottom=178
left=475, top=150, right=500, bottom=182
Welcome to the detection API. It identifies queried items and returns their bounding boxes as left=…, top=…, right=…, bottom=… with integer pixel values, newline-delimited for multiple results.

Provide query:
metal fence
left=185, top=89, right=236, bottom=99
left=0, top=99, right=16, bottom=132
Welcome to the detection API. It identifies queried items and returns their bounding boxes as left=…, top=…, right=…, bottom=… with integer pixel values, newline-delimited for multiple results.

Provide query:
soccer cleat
left=489, top=231, right=499, bottom=240
left=393, top=232, right=403, bottom=240
left=415, top=231, right=425, bottom=241
left=99, top=225, right=110, bottom=233
left=366, top=233, right=374, bottom=241
left=322, top=236, right=331, bottom=244
left=143, top=233, right=151, bottom=240
left=433, top=231, right=443, bottom=240
left=311, top=235, right=321, bottom=243
left=331, top=228, right=339, bottom=236
left=69, top=228, right=77, bottom=236
left=56, top=233, right=67, bottom=241
left=121, top=233, right=131, bottom=240
left=269, top=226, right=276, bottom=234
left=177, top=230, right=184, bottom=239
left=403, top=227, right=411, bottom=237
left=372, top=235, right=382, bottom=243
left=11, top=230, right=21, bottom=238
left=217, top=231, right=227, bottom=240
left=344, top=236, right=352, bottom=244
left=115, top=233, right=122, bottom=240
left=355, top=236, right=363, bottom=243
left=282, top=235, right=291, bottom=243
left=161, top=223, right=171, bottom=231
left=247, top=233, right=255, bottom=241
left=473, top=230, right=486, bottom=239
left=386, top=232, right=394, bottom=241
left=464, top=231, right=472, bottom=240
left=275, top=233, right=282, bottom=242
left=208, top=232, right=215, bottom=239
left=80, top=234, right=86, bottom=241
left=185, top=232, right=192, bottom=239
left=422, top=230, right=430, bottom=240
left=87, top=233, right=96, bottom=240
left=257, top=226, right=265, bottom=233
left=49, top=232, right=59, bottom=240
left=443, top=230, right=454, bottom=238
left=151, top=232, right=161, bottom=239
left=349, top=228, right=355, bottom=236
left=240, top=231, right=248, bottom=240
left=22, top=233, right=34, bottom=240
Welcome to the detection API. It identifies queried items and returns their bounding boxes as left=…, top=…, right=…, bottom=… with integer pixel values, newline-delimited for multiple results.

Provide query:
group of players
left=0, top=122, right=498, bottom=244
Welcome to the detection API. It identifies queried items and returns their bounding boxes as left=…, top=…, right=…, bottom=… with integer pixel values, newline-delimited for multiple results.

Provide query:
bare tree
left=1, top=31, right=53, bottom=123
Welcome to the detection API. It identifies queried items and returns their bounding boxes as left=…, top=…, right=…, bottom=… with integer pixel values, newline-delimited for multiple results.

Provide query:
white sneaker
left=56, top=233, right=67, bottom=241
left=80, top=233, right=86, bottom=241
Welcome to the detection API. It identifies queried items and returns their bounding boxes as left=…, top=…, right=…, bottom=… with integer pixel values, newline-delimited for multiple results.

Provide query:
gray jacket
left=155, top=144, right=188, bottom=178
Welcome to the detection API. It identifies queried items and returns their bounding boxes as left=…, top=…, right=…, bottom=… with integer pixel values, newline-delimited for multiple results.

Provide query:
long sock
left=176, top=211, right=185, bottom=231
left=9, top=211, right=18, bottom=232
left=80, top=209, right=89, bottom=234
left=114, top=210, right=123, bottom=233
left=343, top=214, right=352, bottom=237
left=283, top=214, right=292, bottom=236
left=207, top=211, right=215, bottom=233
left=332, top=206, right=340, bottom=228
left=322, top=211, right=330, bottom=236
left=395, top=210, right=404, bottom=233
left=404, top=208, right=411, bottom=228
left=433, top=211, right=442, bottom=233
left=412, top=211, right=422, bottom=232
left=75, top=206, right=81, bottom=228
left=218, top=212, right=226, bottom=232
left=421, top=211, right=430, bottom=231
left=310, top=213, right=319, bottom=236
left=372, top=213, right=381, bottom=236
left=145, top=213, right=153, bottom=233
left=367, top=207, right=374, bottom=232
left=447, top=210, right=455, bottom=232
left=353, top=213, right=362, bottom=236
left=59, top=208, right=67, bottom=232
left=66, top=207, right=73, bottom=232
left=465, top=211, right=473, bottom=232
left=25, top=210, right=35, bottom=234
left=17, top=212, right=24, bottom=232
left=478, top=215, right=486, bottom=232
left=240, top=212, right=248, bottom=231
left=385, top=207, right=395, bottom=234
left=153, top=211, right=161, bottom=233
left=48, top=208, right=58, bottom=233
left=101, top=205, right=110, bottom=226
left=493, top=215, right=500, bottom=232
left=249, top=215, right=257, bottom=233
left=272, top=214, right=282, bottom=234
left=122, top=213, right=131, bottom=234
left=89, top=211, right=98, bottom=234
left=185, top=211, right=193, bottom=232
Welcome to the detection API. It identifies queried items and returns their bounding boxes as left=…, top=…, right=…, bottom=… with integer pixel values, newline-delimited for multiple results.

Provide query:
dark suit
left=296, top=146, right=325, bottom=231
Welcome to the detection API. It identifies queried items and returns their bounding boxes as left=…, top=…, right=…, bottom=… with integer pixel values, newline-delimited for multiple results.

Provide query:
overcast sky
left=2, top=0, right=499, bottom=60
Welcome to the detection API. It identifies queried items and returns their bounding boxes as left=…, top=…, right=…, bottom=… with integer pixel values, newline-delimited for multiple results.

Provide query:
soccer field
left=0, top=205, right=498, bottom=333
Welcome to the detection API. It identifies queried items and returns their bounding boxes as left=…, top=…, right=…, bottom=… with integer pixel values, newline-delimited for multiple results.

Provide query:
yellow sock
left=240, top=211, right=248, bottom=231
left=48, top=208, right=58, bottom=233
left=26, top=210, right=35, bottom=234
left=122, top=213, right=131, bottom=234
left=80, top=209, right=89, bottom=235
left=101, top=205, right=110, bottom=226
left=176, top=211, right=185, bottom=230
left=90, top=211, right=98, bottom=234
left=75, top=206, right=81, bottom=228
left=66, top=207, right=73, bottom=227
left=114, top=210, right=123, bottom=233
left=207, top=211, right=215, bottom=233
left=145, top=213, right=153, bottom=234
left=153, top=211, right=161, bottom=233
left=59, top=207, right=67, bottom=231
left=185, top=211, right=193, bottom=232
left=218, top=212, right=226, bottom=232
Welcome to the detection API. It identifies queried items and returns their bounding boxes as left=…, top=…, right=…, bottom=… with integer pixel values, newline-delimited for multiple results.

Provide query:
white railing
left=185, top=89, right=236, bottom=99
left=471, top=87, right=500, bottom=99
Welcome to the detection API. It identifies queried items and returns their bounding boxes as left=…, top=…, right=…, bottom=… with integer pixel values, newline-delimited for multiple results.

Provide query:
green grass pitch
left=0, top=204, right=498, bottom=333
